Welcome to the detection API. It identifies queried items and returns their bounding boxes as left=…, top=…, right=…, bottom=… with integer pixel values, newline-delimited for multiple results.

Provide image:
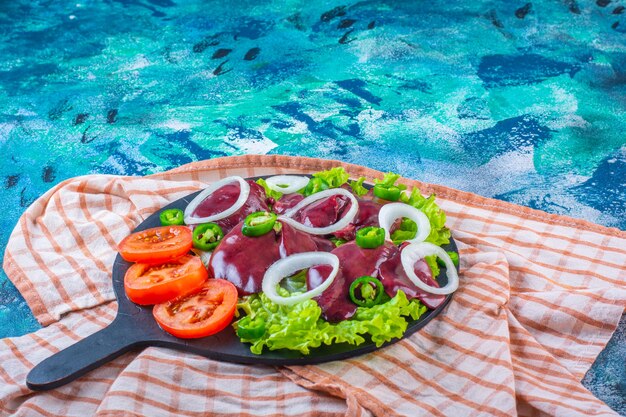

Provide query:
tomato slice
left=118, top=226, right=192, bottom=264
left=124, top=255, right=208, bottom=305
left=153, top=279, right=238, bottom=339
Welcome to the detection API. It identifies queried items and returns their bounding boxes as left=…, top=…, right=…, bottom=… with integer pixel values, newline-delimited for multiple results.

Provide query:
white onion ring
left=278, top=188, right=359, bottom=235
left=265, top=175, right=309, bottom=195
left=184, top=176, right=250, bottom=225
left=401, top=242, right=459, bottom=295
left=378, top=202, right=431, bottom=243
left=262, top=252, right=340, bottom=305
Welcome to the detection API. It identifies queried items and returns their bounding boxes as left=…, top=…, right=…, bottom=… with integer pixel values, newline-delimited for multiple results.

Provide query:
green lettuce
left=401, top=188, right=451, bottom=246
left=374, top=172, right=407, bottom=191
left=424, top=255, right=440, bottom=279
left=349, top=176, right=369, bottom=197
left=234, top=289, right=427, bottom=355
left=312, top=167, right=350, bottom=188
left=390, top=218, right=418, bottom=245
left=280, top=269, right=307, bottom=293
left=348, top=291, right=428, bottom=346
left=256, top=178, right=283, bottom=201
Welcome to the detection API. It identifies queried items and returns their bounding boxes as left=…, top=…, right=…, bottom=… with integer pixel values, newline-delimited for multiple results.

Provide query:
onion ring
left=184, top=176, right=250, bottom=225
left=401, top=242, right=459, bottom=295
left=262, top=252, right=340, bottom=305
left=278, top=188, right=359, bottom=235
left=378, top=202, right=431, bottom=243
left=265, top=175, right=309, bottom=195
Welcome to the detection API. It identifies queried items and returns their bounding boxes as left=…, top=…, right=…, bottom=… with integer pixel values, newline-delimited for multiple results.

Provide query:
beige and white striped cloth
left=2, top=155, right=625, bottom=417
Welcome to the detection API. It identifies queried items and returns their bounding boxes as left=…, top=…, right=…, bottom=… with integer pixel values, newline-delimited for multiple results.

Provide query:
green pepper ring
left=236, top=316, right=266, bottom=340
left=159, top=208, right=185, bottom=226
left=355, top=226, right=386, bottom=249
left=192, top=223, right=224, bottom=251
left=349, top=276, right=385, bottom=307
left=242, top=211, right=277, bottom=237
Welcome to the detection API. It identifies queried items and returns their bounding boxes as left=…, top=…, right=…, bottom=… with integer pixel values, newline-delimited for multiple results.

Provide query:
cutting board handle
left=26, top=316, right=144, bottom=391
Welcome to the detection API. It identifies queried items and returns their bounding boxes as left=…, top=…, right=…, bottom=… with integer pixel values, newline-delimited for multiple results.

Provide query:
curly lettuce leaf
left=424, top=255, right=440, bottom=280
left=349, top=290, right=428, bottom=346
left=374, top=172, right=407, bottom=191
left=235, top=291, right=332, bottom=355
left=234, top=289, right=427, bottom=355
left=390, top=218, right=417, bottom=245
left=256, top=178, right=283, bottom=201
left=401, top=188, right=451, bottom=246
left=349, top=176, right=369, bottom=197
left=312, top=167, right=350, bottom=188
left=280, top=269, right=307, bottom=293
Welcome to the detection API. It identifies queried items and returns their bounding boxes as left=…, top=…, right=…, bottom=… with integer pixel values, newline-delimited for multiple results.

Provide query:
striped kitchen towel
left=1, top=155, right=625, bottom=417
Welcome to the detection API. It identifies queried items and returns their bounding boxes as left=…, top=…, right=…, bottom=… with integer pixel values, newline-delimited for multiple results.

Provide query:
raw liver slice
left=307, top=241, right=397, bottom=322
left=209, top=221, right=323, bottom=296
left=192, top=180, right=269, bottom=234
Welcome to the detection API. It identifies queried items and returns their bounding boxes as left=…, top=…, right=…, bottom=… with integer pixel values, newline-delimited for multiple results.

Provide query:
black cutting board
left=26, top=177, right=458, bottom=391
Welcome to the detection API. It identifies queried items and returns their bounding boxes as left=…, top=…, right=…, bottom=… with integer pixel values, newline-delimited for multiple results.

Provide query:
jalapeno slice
left=437, top=251, right=459, bottom=268
left=303, top=177, right=329, bottom=196
left=236, top=316, right=266, bottom=340
left=242, top=211, right=277, bottom=237
left=192, top=223, right=224, bottom=251
left=373, top=184, right=402, bottom=201
left=349, top=276, right=385, bottom=307
left=159, top=208, right=185, bottom=226
left=355, top=226, right=386, bottom=249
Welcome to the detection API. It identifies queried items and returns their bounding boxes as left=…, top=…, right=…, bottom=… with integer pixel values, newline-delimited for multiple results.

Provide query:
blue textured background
left=0, top=0, right=624, bottom=413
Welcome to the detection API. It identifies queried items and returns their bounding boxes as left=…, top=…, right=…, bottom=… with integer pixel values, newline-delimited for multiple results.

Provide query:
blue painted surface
left=477, top=54, right=581, bottom=87
left=0, top=0, right=624, bottom=412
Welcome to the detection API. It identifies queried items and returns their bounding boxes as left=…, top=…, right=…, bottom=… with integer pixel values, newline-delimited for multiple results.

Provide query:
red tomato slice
left=118, top=226, right=192, bottom=264
left=153, top=279, right=238, bottom=339
left=124, top=255, right=208, bottom=305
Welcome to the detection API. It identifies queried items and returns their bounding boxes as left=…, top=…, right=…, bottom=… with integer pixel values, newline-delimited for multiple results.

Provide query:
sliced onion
left=265, top=175, right=309, bottom=195
left=277, top=188, right=359, bottom=235
left=184, top=176, right=250, bottom=225
left=378, top=202, right=431, bottom=243
left=262, top=252, right=340, bottom=305
left=401, top=242, right=459, bottom=295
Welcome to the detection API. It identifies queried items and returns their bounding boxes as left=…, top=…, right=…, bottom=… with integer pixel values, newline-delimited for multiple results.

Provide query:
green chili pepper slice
left=437, top=251, right=459, bottom=268
left=159, top=208, right=185, bottom=226
left=236, top=316, right=266, bottom=340
left=349, top=276, right=385, bottom=307
left=355, top=226, right=386, bottom=249
left=373, top=184, right=402, bottom=201
left=242, top=211, right=277, bottom=237
left=303, top=177, right=329, bottom=196
left=192, top=223, right=224, bottom=251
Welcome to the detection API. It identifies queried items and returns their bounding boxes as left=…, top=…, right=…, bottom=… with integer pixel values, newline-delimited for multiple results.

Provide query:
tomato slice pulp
left=153, top=279, right=238, bottom=339
left=124, top=255, right=208, bottom=305
left=118, top=226, right=192, bottom=264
